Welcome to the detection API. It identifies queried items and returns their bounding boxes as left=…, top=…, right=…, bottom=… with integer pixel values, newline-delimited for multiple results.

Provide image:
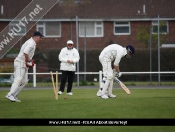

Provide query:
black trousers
left=59, top=70, right=75, bottom=93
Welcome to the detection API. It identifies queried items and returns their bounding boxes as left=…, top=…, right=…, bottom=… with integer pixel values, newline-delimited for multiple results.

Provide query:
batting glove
left=116, top=72, right=122, bottom=78
left=26, top=60, right=34, bottom=68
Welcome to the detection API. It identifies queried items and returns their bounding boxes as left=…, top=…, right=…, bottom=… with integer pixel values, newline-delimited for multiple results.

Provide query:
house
left=0, top=0, right=175, bottom=52
left=0, top=0, right=175, bottom=77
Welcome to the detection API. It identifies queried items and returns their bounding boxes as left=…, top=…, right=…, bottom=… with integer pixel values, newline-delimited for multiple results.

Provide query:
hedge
left=45, top=48, right=175, bottom=81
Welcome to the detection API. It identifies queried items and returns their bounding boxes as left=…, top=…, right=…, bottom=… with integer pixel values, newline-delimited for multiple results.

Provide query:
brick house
left=0, top=0, right=175, bottom=77
left=0, top=0, right=175, bottom=51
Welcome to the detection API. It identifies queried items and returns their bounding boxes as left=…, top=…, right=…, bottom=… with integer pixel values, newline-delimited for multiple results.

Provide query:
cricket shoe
left=58, top=91, right=62, bottom=95
left=108, top=94, right=116, bottom=98
left=5, top=95, right=16, bottom=102
left=101, top=94, right=109, bottom=99
left=96, top=90, right=101, bottom=97
left=67, top=92, right=73, bottom=95
left=14, top=97, right=21, bottom=102
left=97, top=90, right=108, bottom=97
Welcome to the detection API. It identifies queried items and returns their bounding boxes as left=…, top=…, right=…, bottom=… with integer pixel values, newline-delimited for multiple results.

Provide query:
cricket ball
left=64, top=97, right=67, bottom=100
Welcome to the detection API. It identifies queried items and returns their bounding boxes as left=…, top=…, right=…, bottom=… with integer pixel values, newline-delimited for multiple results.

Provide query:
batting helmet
left=126, top=45, right=135, bottom=55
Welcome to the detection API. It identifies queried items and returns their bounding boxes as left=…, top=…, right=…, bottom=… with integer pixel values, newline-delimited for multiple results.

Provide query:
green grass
left=1, top=81, right=175, bottom=87
left=26, top=81, right=175, bottom=86
left=0, top=88, right=175, bottom=132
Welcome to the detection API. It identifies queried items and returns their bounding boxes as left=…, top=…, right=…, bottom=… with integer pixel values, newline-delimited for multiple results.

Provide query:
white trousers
left=99, top=58, right=113, bottom=79
left=99, top=57, right=114, bottom=96
left=8, top=60, right=28, bottom=97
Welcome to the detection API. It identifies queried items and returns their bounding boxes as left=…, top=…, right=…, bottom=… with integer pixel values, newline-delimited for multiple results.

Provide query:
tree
left=137, top=21, right=168, bottom=48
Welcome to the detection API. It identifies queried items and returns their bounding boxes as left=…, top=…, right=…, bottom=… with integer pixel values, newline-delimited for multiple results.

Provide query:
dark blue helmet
left=126, top=45, right=135, bottom=55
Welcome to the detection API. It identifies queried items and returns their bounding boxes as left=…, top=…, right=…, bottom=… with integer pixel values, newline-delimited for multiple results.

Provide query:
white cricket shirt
left=99, top=44, right=127, bottom=66
left=15, top=37, right=36, bottom=62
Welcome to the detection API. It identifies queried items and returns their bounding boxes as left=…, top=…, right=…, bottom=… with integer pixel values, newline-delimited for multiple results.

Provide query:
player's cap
left=67, top=40, right=74, bottom=44
left=33, top=31, right=44, bottom=37
left=126, top=45, right=135, bottom=55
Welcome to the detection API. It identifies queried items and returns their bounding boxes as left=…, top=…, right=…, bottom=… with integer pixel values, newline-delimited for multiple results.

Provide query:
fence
left=0, top=64, right=175, bottom=88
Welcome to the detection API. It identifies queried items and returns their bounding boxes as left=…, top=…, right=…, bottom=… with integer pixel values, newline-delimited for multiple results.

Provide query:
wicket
left=50, top=71, right=58, bottom=100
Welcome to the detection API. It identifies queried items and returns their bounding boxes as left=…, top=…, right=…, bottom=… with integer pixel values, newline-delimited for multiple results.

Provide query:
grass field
left=0, top=87, right=175, bottom=132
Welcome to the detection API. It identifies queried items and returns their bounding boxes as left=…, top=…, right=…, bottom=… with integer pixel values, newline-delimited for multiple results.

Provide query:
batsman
left=97, top=44, right=135, bottom=99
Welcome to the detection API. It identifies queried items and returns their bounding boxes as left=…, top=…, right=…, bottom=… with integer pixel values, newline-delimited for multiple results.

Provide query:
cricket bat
left=114, top=77, right=131, bottom=95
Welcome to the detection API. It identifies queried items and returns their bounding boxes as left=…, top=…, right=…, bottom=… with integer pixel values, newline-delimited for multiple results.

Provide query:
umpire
left=58, top=40, right=80, bottom=95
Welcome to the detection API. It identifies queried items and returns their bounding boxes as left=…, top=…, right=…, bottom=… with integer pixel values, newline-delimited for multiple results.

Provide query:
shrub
left=0, top=65, right=13, bottom=78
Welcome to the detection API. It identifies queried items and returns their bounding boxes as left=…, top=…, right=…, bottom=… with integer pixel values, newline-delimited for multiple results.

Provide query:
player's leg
left=67, top=71, right=75, bottom=95
left=100, top=60, right=113, bottom=99
left=97, top=58, right=109, bottom=97
left=58, top=71, right=68, bottom=94
left=108, top=79, right=116, bottom=98
left=97, top=76, right=107, bottom=96
left=6, top=61, right=26, bottom=102
left=107, top=69, right=117, bottom=98
left=13, top=69, right=29, bottom=101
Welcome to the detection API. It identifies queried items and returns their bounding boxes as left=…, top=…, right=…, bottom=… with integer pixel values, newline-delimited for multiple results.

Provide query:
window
left=114, top=21, right=130, bottom=35
left=79, top=21, right=103, bottom=37
left=152, top=21, right=168, bottom=34
left=37, top=22, right=61, bottom=37
left=9, top=22, right=26, bottom=36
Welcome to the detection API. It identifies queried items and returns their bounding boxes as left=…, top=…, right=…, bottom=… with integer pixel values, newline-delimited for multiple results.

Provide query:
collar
left=67, top=47, right=73, bottom=50
left=31, top=37, right=37, bottom=46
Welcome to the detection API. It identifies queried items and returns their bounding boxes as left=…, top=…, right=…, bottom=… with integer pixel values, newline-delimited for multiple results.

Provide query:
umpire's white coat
left=59, top=47, right=80, bottom=71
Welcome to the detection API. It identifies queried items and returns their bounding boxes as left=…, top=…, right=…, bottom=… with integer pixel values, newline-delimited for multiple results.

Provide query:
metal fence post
left=76, top=16, right=79, bottom=86
left=158, top=15, right=161, bottom=86
left=33, top=64, right=36, bottom=87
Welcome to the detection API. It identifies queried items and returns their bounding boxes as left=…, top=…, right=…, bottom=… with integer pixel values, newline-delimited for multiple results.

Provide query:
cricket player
left=97, top=44, right=135, bottom=99
left=5, top=31, right=44, bottom=102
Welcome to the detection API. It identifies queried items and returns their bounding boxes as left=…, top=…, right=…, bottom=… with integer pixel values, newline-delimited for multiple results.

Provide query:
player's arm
left=113, top=53, right=123, bottom=77
left=66, top=50, right=80, bottom=64
left=71, top=50, right=80, bottom=63
left=23, top=42, right=34, bottom=61
left=23, top=44, right=35, bottom=67
left=113, top=56, right=121, bottom=73
left=114, top=65, right=120, bottom=73
left=24, top=53, right=29, bottom=61
left=113, top=65, right=122, bottom=78
left=59, top=49, right=68, bottom=63
left=24, top=53, right=34, bottom=67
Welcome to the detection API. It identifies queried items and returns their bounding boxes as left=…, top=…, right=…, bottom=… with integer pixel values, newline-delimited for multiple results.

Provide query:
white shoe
left=97, top=90, right=109, bottom=97
left=96, top=90, right=101, bottom=97
left=58, top=91, right=62, bottom=95
left=67, top=92, right=73, bottom=95
left=5, top=95, right=16, bottom=102
left=109, top=94, right=116, bottom=98
left=14, top=97, right=21, bottom=102
left=101, top=94, right=109, bottom=99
